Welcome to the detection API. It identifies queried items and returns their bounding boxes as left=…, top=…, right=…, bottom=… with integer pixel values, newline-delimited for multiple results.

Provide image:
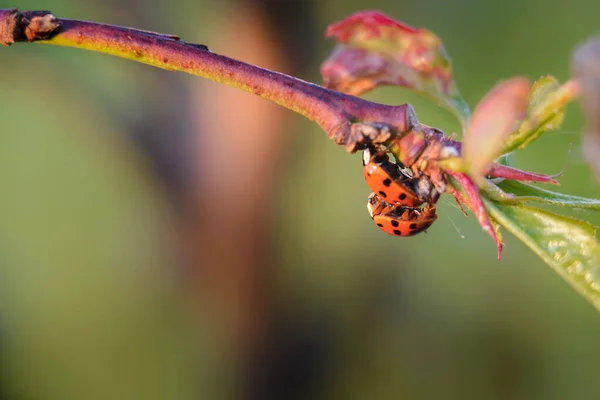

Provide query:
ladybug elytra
left=362, top=146, right=424, bottom=208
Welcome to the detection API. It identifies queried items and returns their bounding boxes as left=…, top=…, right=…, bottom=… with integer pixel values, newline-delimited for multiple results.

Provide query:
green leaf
left=501, top=76, right=577, bottom=154
left=497, top=180, right=600, bottom=209
left=321, top=10, right=470, bottom=129
left=484, top=199, right=600, bottom=311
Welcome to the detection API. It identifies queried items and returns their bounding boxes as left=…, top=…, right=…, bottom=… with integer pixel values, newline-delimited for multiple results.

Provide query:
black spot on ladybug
left=378, top=191, right=387, bottom=198
left=377, top=223, right=383, bottom=227
left=409, top=223, right=417, bottom=229
left=383, top=178, right=392, bottom=187
left=391, top=220, right=399, bottom=227
left=393, top=229, right=402, bottom=236
left=399, top=193, right=407, bottom=200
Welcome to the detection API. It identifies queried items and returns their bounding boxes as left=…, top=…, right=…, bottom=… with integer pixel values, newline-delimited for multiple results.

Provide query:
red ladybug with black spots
left=362, top=146, right=425, bottom=207
left=367, top=192, right=437, bottom=237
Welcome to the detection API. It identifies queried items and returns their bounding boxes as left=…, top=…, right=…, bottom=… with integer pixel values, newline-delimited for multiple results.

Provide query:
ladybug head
left=366, top=194, right=377, bottom=218
left=362, top=147, right=372, bottom=166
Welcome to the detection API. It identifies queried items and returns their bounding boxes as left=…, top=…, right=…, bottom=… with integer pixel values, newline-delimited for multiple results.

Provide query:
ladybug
left=362, top=146, right=424, bottom=207
left=367, top=192, right=437, bottom=237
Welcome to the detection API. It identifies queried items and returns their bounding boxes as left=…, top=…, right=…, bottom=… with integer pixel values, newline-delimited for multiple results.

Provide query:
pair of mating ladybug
left=362, top=146, right=437, bottom=237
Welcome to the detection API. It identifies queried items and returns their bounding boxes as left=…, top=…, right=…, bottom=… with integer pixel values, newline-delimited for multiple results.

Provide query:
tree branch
left=0, top=7, right=420, bottom=152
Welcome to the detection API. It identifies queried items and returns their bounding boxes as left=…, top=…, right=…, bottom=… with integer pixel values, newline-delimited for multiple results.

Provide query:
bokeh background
left=1, top=0, right=600, bottom=399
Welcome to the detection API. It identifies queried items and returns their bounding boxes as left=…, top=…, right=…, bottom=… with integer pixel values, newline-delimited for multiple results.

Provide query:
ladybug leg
left=446, top=187, right=469, bottom=217
left=374, top=146, right=393, bottom=162
left=387, top=203, right=424, bottom=214
left=375, top=145, right=408, bottom=168
left=454, top=197, right=469, bottom=216
left=446, top=171, right=503, bottom=259
left=382, top=201, right=404, bottom=214
left=415, top=204, right=435, bottom=218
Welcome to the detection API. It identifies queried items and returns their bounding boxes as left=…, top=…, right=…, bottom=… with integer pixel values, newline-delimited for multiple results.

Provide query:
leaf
left=497, top=180, right=600, bottom=209
left=501, top=76, right=578, bottom=154
left=486, top=163, right=559, bottom=184
left=572, top=36, right=600, bottom=184
left=462, top=77, right=530, bottom=179
left=484, top=199, right=600, bottom=312
left=321, top=10, right=470, bottom=129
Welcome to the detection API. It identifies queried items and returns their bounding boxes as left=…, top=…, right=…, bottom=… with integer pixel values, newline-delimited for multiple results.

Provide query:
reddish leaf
left=320, top=46, right=412, bottom=97
left=462, top=77, right=530, bottom=179
left=321, top=10, right=470, bottom=128
left=486, top=164, right=559, bottom=185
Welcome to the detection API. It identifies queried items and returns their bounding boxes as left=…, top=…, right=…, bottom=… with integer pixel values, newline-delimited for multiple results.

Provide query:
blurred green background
left=1, top=0, right=600, bottom=399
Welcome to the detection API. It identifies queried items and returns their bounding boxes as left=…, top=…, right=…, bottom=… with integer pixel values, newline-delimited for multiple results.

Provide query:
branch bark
left=0, top=7, right=419, bottom=152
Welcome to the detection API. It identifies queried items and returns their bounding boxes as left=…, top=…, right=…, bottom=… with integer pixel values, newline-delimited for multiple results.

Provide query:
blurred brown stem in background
left=187, top=1, right=324, bottom=399
left=188, top=0, right=288, bottom=369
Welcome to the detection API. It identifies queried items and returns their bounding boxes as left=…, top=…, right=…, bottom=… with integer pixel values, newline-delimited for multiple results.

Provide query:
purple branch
left=0, top=8, right=418, bottom=152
